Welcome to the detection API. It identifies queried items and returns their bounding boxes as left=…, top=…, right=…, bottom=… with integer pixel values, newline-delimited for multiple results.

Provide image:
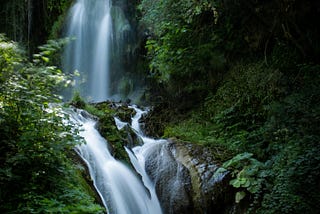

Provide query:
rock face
left=144, top=139, right=238, bottom=214
left=145, top=143, right=193, bottom=213
left=173, top=140, right=238, bottom=214
left=92, top=103, right=242, bottom=213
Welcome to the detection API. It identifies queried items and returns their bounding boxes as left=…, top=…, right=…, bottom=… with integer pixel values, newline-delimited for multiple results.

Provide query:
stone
left=144, top=139, right=241, bottom=214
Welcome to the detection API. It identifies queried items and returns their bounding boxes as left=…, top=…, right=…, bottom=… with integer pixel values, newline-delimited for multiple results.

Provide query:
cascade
left=63, top=1, right=164, bottom=213
left=69, top=109, right=162, bottom=214
left=69, top=104, right=231, bottom=213
left=115, top=106, right=168, bottom=213
left=63, top=0, right=112, bottom=102
left=121, top=107, right=193, bottom=213
left=61, top=0, right=232, bottom=212
left=63, top=0, right=145, bottom=103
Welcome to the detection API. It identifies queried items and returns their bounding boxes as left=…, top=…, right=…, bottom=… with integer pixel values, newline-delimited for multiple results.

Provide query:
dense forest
left=1, top=0, right=319, bottom=213
left=140, top=0, right=320, bottom=213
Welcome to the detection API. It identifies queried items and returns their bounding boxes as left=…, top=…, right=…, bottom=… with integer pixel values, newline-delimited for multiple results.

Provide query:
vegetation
left=70, top=94, right=136, bottom=164
left=0, top=0, right=72, bottom=55
left=139, top=0, right=319, bottom=102
left=0, top=35, right=104, bottom=213
left=0, top=0, right=319, bottom=213
left=139, top=0, right=320, bottom=213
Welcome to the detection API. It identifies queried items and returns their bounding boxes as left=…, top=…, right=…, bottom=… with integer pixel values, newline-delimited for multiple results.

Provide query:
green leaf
left=223, top=152, right=253, bottom=168
left=243, top=179, right=251, bottom=188
left=230, top=179, right=241, bottom=188
left=41, top=56, right=50, bottom=63
left=235, top=191, right=246, bottom=203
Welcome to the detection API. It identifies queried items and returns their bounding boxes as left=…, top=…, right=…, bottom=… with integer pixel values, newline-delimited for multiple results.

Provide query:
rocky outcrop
left=172, top=140, right=238, bottom=214
left=144, top=139, right=240, bottom=214
left=145, top=142, right=193, bottom=213
left=90, top=102, right=243, bottom=213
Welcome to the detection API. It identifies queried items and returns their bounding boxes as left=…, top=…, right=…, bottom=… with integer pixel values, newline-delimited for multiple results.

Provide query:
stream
left=62, top=0, right=231, bottom=212
left=70, top=107, right=163, bottom=214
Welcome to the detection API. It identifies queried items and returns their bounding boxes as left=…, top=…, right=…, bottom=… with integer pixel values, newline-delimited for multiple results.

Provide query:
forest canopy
left=138, top=0, right=320, bottom=213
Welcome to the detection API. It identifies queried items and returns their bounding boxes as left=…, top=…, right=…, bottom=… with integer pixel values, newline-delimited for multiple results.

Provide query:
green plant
left=0, top=36, right=104, bottom=213
left=140, top=0, right=226, bottom=101
left=71, top=91, right=87, bottom=109
left=216, top=153, right=267, bottom=203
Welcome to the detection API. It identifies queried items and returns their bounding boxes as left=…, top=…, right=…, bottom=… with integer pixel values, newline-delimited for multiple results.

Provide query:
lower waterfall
left=69, top=109, right=162, bottom=214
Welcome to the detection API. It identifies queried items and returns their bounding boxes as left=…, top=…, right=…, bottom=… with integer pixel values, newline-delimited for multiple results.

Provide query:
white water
left=113, top=106, right=165, bottom=214
left=63, top=0, right=112, bottom=102
left=70, top=109, right=162, bottom=214
left=121, top=106, right=166, bottom=214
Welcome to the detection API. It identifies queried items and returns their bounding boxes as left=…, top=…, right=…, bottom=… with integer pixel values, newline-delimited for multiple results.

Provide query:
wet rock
left=172, top=140, right=238, bottom=214
left=144, top=139, right=240, bottom=214
left=144, top=143, right=193, bottom=213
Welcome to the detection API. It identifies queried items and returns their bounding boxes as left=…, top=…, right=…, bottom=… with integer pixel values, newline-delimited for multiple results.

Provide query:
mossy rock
left=84, top=101, right=138, bottom=164
left=93, top=101, right=135, bottom=123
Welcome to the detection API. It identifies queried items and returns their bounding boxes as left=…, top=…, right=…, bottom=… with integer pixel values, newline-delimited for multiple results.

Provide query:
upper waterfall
left=63, top=0, right=112, bottom=102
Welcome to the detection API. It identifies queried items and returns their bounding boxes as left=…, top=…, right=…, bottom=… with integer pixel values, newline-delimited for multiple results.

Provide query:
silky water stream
left=63, top=0, right=112, bottom=102
left=69, top=107, right=163, bottom=214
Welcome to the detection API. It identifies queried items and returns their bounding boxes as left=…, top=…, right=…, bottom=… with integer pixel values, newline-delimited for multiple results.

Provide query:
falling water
left=115, top=106, right=166, bottom=214
left=119, top=106, right=197, bottom=214
left=63, top=0, right=112, bottom=102
left=70, top=109, right=162, bottom=214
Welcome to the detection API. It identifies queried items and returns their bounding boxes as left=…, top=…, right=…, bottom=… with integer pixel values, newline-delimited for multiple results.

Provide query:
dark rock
left=173, top=140, right=239, bottom=214
left=144, top=139, right=241, bottom=214
left=144, top=142, right=193, bottom=213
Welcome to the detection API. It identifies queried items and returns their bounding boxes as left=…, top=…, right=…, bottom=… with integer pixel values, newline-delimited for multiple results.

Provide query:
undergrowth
left=163, top=56, right=320, bottom=213
left=0, top=35, right=104, bottom=213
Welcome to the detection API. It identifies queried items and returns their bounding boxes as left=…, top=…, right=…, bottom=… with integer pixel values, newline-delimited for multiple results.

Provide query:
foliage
left=0, top=36, right=104, bottom=213
left=70, top=91, right=87, bottom=110
left=46, top=0, right=72, bottom=13
left=33, top=38, right=71, bottom=66
left=48, top=0, right=73, bottom=40
left=160, top=57, right=320, bottom=213
left=140, top=0, right=320, bottom=105
left=0, top=0, right=73, bottom=54
left=216, top=153, right=267, bottom=204
left=139, top=0, right=226, bottom=101
left=140, top=0, right=320, bottom=213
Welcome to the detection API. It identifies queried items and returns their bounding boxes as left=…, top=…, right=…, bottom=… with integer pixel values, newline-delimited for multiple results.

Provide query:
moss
left=91, top=103, right=130, bottom=163
left=74, top=101, right=137, bottom=164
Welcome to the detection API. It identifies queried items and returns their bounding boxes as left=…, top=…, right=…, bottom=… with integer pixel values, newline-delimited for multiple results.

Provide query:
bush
left=162, top=59, right=320, bottom=213
left=0, top=36, right=104, bottom=213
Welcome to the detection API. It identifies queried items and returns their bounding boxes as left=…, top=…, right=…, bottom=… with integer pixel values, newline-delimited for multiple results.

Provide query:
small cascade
left=118, top=106, right=230, bottom=213
left=69, top=109, right=162, bottom=214
left=68, top=104, right=231, bottom=214
left=126, top=107, right=167, bottom=214
left=116, top=106, right=192, bottom=213
left=114, top=106, right=165, bottom=214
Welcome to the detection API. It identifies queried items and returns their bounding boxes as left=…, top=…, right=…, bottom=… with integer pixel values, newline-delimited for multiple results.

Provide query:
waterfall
left=63, top=1, right=164, bottom=212
left=63, top=0, right=112, bottom=102
left=69, top=109, right=162, bottom=214
left=117, top=106, right=167, bottom=214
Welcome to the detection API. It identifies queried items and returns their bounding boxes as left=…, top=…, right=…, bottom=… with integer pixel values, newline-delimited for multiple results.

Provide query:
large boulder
left=144, top=139, right=240, bottom=214
left=145, top=142, right=193, bottom=213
